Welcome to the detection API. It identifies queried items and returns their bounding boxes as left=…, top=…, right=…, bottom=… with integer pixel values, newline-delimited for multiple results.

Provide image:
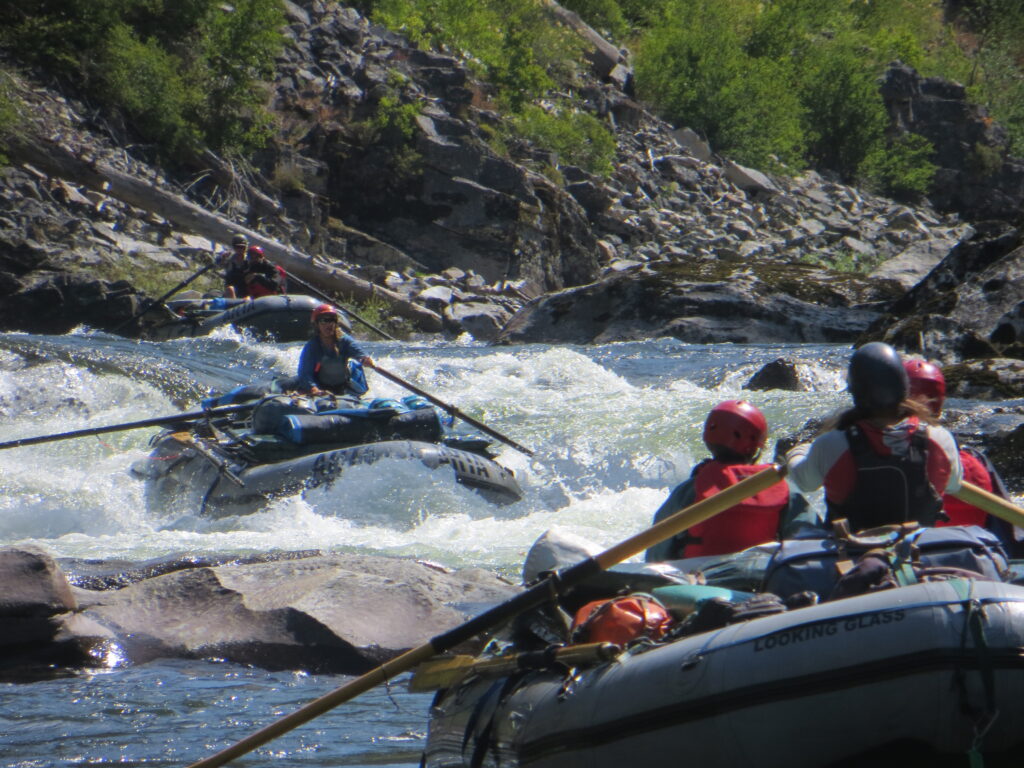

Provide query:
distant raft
left=130, top=386, right=523, bottom=517
left=142, top=294, right=321, bottom=342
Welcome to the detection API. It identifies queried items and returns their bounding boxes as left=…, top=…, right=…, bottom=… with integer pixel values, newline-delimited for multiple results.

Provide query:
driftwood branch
left=5, top=133, right=442, bottom=331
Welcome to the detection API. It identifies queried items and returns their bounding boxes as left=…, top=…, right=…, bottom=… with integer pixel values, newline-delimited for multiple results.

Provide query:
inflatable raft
left=130, top=387, right=522, bottom=517
left=143, top=294, right=320, bottom=342
left=422, top=529, right=1024, bottom=767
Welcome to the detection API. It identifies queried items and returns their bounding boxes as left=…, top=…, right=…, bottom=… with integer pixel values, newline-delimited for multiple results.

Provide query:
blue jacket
left=296, top=335, right=368, bottom=390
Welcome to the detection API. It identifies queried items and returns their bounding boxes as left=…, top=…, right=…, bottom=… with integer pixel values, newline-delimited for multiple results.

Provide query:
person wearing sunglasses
left=296, top=303, right=375, bottom=396
left=223, top=234, right=251, bottom=298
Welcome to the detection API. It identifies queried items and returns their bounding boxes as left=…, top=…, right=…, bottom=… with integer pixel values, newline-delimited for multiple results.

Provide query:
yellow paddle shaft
left=951, top=479, right=1024, bottom=529
left=596, top=464, right=787, bottom=569
left=185, top=464, right=787, bottom=768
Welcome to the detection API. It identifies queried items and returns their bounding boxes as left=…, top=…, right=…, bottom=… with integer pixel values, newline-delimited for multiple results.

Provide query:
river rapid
left=0, top=328, right=996, bottom=767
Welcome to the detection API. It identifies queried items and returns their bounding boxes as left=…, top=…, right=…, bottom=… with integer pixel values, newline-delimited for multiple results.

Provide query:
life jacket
left=314, top=354, right=351, bottom=390
left=247, top=281, right=275, bottom=298
left=940, top=447, right=993, bottom=528
left=826, top=423, right=942, bottom=532
left=683, top=460, right=790, bottom=557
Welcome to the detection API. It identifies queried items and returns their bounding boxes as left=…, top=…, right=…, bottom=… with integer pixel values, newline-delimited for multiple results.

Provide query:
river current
left=0, top=328, right=1001, bottom=767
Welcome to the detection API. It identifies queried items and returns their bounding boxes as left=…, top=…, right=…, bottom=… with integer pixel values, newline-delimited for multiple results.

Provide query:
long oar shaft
left=112, top=262, right=218, bottom=334
left=951, top=480, right=1024, bottom=528
left=185, top=464, right=785, bottom=768
left=0, top=403, right=254, bottom=450
left=282, top=270, right=397, bottom=340
left=372, top=365, right=535, bottom=457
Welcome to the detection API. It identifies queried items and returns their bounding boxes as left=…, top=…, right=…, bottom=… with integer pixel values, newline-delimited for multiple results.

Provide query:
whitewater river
left=0, top=327, right=994, bottom=767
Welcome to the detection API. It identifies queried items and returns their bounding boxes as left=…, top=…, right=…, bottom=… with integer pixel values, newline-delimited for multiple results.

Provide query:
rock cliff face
left=881, top=62, right=1024, bottom=223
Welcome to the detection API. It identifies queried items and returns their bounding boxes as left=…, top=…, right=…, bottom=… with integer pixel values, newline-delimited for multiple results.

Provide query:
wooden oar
left=281, top=269, right=397, bottom=340
left=0, top=403, right=255, bottom=450
left=409, top=641, right=621, bottom=692
left=951, top=480, right=1024, bottom=528
left=184, top=464, right=786, bottom=768
left=111, top=261, right=219, bottom=334
left=371, top=365, right=535, bottom=457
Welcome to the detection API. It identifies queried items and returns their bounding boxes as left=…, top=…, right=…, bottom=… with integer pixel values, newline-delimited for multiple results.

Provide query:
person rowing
left=295, top=303, right=375, bottom=397
left=785, top=342, right=963, bottom=533
left=903, top=356, right=1023, bottom=553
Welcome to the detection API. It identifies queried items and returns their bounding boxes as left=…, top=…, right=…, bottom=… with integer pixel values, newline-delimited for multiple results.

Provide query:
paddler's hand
left=360, top=356, right=375, bottom=369
left=309, top=386, right=325, bottom=396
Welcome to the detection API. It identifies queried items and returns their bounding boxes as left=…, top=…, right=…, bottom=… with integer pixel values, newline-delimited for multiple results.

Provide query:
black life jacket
left=826, top=423, right=942, bottom=532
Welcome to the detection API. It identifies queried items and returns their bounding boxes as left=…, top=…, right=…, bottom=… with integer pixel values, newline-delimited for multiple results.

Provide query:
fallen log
left=5, top=133, right=443, bottom=332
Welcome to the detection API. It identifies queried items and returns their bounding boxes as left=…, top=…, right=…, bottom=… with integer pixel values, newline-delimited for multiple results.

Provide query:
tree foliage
left=0, top=0, right=283, bottom=158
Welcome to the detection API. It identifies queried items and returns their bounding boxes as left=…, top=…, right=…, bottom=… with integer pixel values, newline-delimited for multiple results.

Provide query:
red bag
left=570, top=594, right=673, bottom=645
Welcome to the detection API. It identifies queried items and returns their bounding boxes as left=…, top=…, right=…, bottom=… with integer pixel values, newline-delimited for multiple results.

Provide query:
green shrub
left=100, top=24, right=199, bottom=153
left=557, top=0, right=628, bottom=39
left=0, top=71, right=20, bottom=156
left=511, top=105, right=616, bottom=177
left=0, top=0, right=282, bottom=159
left=860, top=133, right=937, bottom=201
left=369, top=0, right=580, bottom=109
left=635, top=0, right=804, bottom=169
left=796, top=36, right=889, bottom=180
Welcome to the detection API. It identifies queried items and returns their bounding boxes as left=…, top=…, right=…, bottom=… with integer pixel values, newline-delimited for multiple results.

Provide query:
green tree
left=860, top=133, right=937, bottom=201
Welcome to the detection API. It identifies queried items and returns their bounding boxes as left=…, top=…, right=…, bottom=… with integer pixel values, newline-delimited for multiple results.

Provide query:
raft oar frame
left=0, top=403, right=256, bottom=451
left=372, top=364, right=535, bottom=458
left=183, top=464, right=788, bottom=768
left=111, top=260, right=219, bottom=335
left=409, top=641, right=622, bottom=692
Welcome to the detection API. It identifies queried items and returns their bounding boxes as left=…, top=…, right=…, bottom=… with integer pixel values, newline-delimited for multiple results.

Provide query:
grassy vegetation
left=3, top=0, right=1021, bottom=201
left=355, top=0, right=618, bottom=178
left=0, top=0, right=284, bottom=161
left=551, top=0, right=1023, bottom=198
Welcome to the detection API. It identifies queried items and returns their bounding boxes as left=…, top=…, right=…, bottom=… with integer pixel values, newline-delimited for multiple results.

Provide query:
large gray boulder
left=498, top=262, right=899, bottom=345
left=77, top=552, right=520, bottom=674
left=0, top=547, right=116, bottom=677
left=861, top=221, right=1024, bottom=365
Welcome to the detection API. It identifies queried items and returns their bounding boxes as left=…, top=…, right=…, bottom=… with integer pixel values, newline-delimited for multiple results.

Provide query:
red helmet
left=702, top=400, right=768, bottom=460
left=311, top=303, right=351, bottom=332
left=903, top=358, right=946, bottom=415
left=248, top=245, right=265, bottom=258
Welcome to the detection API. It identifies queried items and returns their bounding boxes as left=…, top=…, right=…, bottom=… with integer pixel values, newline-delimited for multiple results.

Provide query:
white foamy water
left=0, top=331, right=853, bottom=569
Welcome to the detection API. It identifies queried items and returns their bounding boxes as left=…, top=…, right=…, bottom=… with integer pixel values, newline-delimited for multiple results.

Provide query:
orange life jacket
left=684, top=461, right=790, bottom=557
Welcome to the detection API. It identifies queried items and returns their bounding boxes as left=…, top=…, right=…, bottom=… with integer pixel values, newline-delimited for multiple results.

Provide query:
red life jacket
left=684, top=461, right=790, bottom=557
left=939, top=448, right=992, bottom=528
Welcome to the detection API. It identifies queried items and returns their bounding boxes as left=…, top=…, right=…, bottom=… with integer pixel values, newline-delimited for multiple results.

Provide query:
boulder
left=743, top=358, right=807, bottom=392
left=860, top=222, right=1024, bottom=362
left=498, top=262, right=897, bottom=345
left=78, top=552, right=520, bottom=674
left=0, top=547, right=116, bottom=677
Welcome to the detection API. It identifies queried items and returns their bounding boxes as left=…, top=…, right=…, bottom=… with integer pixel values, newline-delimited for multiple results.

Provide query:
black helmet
left=847, top=342, right=908, bottom=411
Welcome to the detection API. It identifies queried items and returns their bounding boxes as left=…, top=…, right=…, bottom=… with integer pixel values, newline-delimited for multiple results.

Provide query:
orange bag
left=570, top=593, right=673, bottom=645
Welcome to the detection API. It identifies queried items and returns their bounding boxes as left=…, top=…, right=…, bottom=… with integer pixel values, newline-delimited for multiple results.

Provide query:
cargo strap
left=952, top=579, right=998, bottom=768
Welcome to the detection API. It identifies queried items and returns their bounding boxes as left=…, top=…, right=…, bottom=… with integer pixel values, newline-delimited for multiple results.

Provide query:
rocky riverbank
left=2, top=2, right=1021, bottom=368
